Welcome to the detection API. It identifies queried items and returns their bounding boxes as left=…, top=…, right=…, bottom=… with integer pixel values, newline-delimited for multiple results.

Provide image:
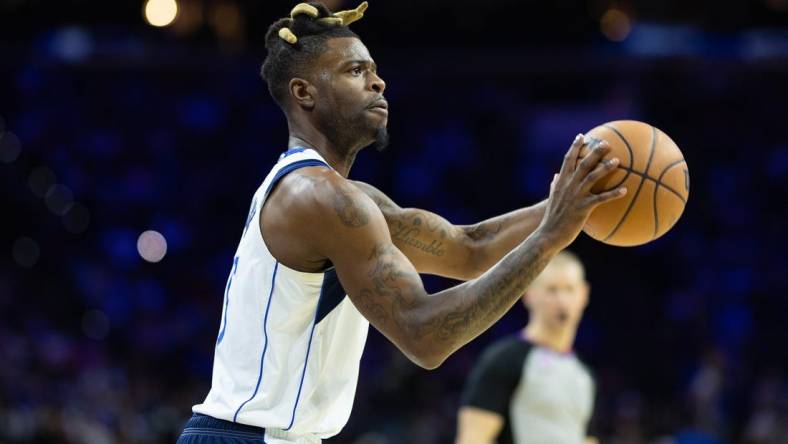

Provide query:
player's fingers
left=582, top=157, right=620, bottom=190
left=574, top=141, right=611, bottom=180
left=550, top=173, right=559, bottom=194
left=586, top=186, right=627, bottom=207
left=557, top=134, right=585, bottom=181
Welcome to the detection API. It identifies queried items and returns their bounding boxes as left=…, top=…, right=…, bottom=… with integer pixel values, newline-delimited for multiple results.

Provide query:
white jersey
left=193, top=147, right=370, bottom=442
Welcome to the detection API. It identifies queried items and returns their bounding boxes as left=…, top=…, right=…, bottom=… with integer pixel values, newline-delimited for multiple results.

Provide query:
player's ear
left=289, top=77, right=316, bottom=110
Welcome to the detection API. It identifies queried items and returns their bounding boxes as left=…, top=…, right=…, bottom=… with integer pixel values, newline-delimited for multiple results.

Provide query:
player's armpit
left=455, top=407, right=504, bottom=444
left=585, top=437, right=600, bottom=444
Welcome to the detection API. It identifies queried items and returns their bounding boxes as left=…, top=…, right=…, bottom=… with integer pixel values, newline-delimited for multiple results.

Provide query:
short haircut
left=546, top=250, right=586, bottom=281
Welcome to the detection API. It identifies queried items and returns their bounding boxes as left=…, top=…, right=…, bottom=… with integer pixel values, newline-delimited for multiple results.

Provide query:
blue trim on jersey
left=242, top=197, right=258, bottom=238
left=282, top=270, right=332, bottom=431
left=263, top=159, right=330, bottom=201
left=233, top=261, right=280, bottom=422
left=216, top=256, right=240, bottom=345
left=279, top=147, right=307, bottom=159
left=314, top=268, right=347, bottom=325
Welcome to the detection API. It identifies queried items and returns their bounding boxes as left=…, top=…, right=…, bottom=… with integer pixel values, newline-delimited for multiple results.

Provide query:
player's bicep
left=352, top=180, right=474, bottom=279
left=456, top=407, right=504, bottom=444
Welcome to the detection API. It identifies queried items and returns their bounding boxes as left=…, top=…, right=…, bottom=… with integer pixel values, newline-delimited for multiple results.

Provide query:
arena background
left=2, top=0, right=788, bottom=442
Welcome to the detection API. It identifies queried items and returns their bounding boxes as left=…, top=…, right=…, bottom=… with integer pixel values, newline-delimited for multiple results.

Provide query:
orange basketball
left=579, top=120, right=689, bottom=247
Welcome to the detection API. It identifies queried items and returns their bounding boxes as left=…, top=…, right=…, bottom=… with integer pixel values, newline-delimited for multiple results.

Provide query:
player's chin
left=369, top=125, right=390, bottom=152
left=366, top=107, right=389, bottom=125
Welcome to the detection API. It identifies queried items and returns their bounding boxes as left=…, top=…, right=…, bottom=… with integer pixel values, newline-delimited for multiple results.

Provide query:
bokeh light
left=144, top=0, right=179, bottom=28
left=171, top=0, right=204, bottom=36
left=28, top=166, right=56, bottom=198
left=0, top=131, right=21, bottom=164
left=601, top=8, right=632, bottom=42
left=81, top=310, right=110, bottom=340
left=44, top=184, right=74, bottom=216
left=137, top=230, right=168, bottom=263
left=49, top=27, right=93, bottom=63
left=209, top=2, right=243, bottom=44
left=12, top=237, right=40, bottom=268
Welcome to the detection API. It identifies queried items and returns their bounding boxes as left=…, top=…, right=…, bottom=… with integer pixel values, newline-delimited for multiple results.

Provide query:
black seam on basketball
left=653, top=158, right=688, bottom=238
left=574, top=159, right=687, bottom=204
left=603, top=125, right=657, bottom=242
left=655, top=159, right=687, bottom=191
left=614, top=166, right=687, bottom=204
left=602, top=125, right=634, bottom=190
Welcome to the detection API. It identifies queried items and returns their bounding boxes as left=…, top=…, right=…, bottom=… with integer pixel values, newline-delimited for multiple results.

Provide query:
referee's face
left=525, top=262, right=589, bottom=329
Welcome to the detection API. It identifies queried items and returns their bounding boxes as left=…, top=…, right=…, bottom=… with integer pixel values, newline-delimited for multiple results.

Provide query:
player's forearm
left=460, top=200, right=547, bottom=277
left=407, top=228, right=560, bottom=367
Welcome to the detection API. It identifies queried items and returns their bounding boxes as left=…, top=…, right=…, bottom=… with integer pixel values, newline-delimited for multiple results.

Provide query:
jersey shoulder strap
left=260, top=147, right=332, bottom=202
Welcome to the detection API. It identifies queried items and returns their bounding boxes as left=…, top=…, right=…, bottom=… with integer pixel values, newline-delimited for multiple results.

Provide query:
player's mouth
left=367, top=99, right=389, bottom=117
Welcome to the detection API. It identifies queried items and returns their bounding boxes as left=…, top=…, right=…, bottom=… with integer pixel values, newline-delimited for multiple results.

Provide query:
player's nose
left=370, top=71, right=386, bottom=93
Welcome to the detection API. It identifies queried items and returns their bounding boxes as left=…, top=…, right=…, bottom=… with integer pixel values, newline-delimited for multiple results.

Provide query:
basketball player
left=456, top=251, right=598, bottom=444
left=178, top=2, right=626, bottom=443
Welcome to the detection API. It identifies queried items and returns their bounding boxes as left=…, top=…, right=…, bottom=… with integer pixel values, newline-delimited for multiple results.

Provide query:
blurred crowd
left=2, top=18, right=788, bottom=444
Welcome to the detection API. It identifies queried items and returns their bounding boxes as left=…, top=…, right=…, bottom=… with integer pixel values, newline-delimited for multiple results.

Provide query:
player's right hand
left=537, top=133, right=628, bottom=249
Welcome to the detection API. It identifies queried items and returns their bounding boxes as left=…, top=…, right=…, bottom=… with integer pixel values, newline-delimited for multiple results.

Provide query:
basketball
left=579, top=120, right=689, bottom=247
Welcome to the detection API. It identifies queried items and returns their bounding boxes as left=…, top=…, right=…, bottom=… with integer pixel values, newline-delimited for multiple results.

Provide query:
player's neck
left=287, top=125, right=360, bottom=178
left=288, top=135, right=358, bottom=177
left=522, top=324, right=576, bottom=354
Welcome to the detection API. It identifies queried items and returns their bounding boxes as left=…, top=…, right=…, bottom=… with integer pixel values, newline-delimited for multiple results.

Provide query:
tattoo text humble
left=391, top=220, right=446, bottom=257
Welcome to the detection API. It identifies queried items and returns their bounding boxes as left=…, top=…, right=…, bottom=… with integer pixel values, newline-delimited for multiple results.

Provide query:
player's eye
left=350, top=66, right=363, bottom=76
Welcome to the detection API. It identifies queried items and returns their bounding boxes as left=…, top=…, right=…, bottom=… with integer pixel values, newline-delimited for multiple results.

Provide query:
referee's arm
left=585, top=366, right=600, bottom=444
left=456, top=407, right=504, bottom=444
left=455, top=339, right=523, bottom=444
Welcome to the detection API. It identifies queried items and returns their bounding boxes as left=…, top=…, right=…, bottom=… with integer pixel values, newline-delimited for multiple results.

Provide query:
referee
left=455, top=251, right=599, bottom=444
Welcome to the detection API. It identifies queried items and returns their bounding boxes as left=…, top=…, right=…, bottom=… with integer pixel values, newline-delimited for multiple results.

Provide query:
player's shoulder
left=277, top=167, right=382, bottom=229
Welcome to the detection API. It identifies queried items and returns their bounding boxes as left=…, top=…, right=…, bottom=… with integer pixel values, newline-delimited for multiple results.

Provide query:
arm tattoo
left=390, top=214, right=447, bottom=257
left=332, top=182, right=370, bottom=227
left=358, top=244, right=423, bottom=329
left=465, top=221, right=503, bottom=242
left=434, top=238, right=553, bottom=342
left=352, top=181, right=458, bottom=258
left=359, top=236, right=555, bottom=355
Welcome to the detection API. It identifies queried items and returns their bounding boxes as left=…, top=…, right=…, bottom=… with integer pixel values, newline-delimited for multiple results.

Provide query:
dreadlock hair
left=261, top=2, right=360, bottom=109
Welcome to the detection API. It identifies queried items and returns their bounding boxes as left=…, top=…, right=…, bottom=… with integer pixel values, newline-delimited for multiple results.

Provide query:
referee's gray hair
left=548, top=250, right=586, bottom=280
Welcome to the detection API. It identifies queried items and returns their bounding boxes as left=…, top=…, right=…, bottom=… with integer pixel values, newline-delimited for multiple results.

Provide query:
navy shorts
left=177, top=413, right=267, bottom=443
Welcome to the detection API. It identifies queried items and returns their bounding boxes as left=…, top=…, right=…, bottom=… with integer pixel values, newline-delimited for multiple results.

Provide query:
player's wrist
left=530, top=225, right=569, bottom=254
